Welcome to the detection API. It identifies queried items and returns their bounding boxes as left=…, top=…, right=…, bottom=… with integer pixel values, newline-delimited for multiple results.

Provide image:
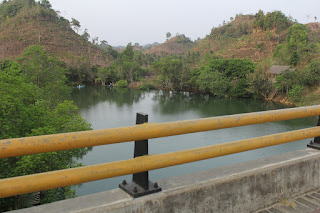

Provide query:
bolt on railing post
left=119, top=113, right=161, bottom=198
left=307, top=115, right=320, bottom=150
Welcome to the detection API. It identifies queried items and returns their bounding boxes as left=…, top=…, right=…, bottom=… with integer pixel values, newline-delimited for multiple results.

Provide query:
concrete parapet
left=12, top=148, right=320, bottom=213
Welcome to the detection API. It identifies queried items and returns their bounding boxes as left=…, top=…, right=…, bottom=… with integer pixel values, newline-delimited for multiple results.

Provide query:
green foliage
left=0, top=0, right=35, bottom=21
left=195, top=58, right=255, bottom=97
left=0, top=60, right=39, bottom=139
left=114, top=80, right=128, bottom=88
left=152, top=56, right=190, bottom=90
left=287, top=23, right=309, bottom=52
left=28, top=100, right=91, bottom=136
left=138, top=80, right=156, bottom=90
left=288, top=85, right=304, bottom=102
left=196, top=69, right=230, bottom=97
left=254, top=10, right=292, bottom=32
left=166, top=32, right=171, bottom=39
left=274, top=70, right=305, bottom=95
left=19, top=45, right=70, bottom=105
left=97, top=45, right=119, bottom=59
left=254, top=10, right=265, bottom=29
left=107, top=43, right=147, bottom=83
left=246, top=67, right=273, bottom=99
left=64, top=54, right=97, bottom=84
left=301, top=61, right=320, bottom=86
left=176, top=34, right=192, bottom=43
left=273, top=44, right=289, bottom=64
left=286, top=23, right=310, bottom=65
left=0, top=46, right=91, bottom=211
left=265, top=11, right=292, bottom=32
left=273, top=23, right=311, bottom=66
left=96, top=66, right=119, bottom=86
left=40, top=0, right=51, bottom=9
left=122, top=42, right=134, bottom=60
left=290, top=51, right=299, bottom=66
left=210, top=15, right=252, bottom=39
left=0, top=0, right=60, bottom=24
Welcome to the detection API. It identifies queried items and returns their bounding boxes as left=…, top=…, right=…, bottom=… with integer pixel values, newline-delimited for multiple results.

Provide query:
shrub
left=114, top=80, right=128, bottom=88
left=288, top=85, right=304, bottom=102
left=138, top=80, right=156, bottom=90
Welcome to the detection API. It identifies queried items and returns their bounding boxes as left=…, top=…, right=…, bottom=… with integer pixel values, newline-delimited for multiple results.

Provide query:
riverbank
left=128, top=79, right=320, bottom=107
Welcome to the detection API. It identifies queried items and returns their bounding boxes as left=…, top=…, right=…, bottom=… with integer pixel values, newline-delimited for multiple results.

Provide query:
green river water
left=71, top=86, right=317, bottom=196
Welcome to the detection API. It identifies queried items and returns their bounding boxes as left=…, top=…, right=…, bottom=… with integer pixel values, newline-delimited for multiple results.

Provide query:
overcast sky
left=49, top=0, right=320, bottom=46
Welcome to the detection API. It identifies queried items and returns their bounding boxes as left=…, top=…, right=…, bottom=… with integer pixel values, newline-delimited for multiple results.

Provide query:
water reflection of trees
left=72, top=87, right=317, bottom=129
left=152, top=90, right=281, bottom=116
left=72, top=86, right=147, bottom=109
left=151, top=90, right=317, bottom=128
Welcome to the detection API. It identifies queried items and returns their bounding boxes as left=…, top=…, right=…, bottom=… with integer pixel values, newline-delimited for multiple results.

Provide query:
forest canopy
left=0, top=45, right=92, bottom=211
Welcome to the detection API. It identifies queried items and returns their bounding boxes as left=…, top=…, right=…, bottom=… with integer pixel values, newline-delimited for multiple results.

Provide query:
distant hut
left=267, top=65, right=295, bottom=79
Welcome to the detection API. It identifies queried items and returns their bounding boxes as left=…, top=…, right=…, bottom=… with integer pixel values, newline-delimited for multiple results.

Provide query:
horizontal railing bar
left=1, top=126, right=320, bottom=198
left=1, top=105, right=320, bottom=158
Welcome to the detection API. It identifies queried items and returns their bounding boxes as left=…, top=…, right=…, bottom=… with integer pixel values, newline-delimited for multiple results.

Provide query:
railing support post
left=119, top=113, right=161, bottom=198
left=307, top=116, right=320, bottom=150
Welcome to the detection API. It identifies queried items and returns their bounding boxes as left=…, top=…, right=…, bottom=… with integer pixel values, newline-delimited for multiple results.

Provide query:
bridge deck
left=256, top=188, right=320, bottom=213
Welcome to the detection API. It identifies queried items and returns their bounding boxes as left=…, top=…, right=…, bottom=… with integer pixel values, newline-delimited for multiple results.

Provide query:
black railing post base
left=307, top=141, right=320, bottom=150
left=119, top=180, right=161, bottom=198
left=307, top=115, right=320, bottom=150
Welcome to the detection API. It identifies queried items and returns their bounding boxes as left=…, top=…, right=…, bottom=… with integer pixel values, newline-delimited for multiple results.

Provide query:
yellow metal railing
left=1, top=105, right=320, bottom=198
left=2, top=105, right=320, bottom=158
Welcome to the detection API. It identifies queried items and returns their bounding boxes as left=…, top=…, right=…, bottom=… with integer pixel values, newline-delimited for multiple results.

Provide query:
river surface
left=71, top=86, right=317, bottom=196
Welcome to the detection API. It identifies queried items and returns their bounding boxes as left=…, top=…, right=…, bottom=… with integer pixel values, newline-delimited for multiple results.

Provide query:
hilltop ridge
left=0, top=0, right=113, bottom=68
left=143, top=34, right=194, bottom=56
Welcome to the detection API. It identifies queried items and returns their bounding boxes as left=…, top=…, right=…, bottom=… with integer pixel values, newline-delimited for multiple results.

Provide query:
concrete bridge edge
left=11, top=148, right=320, bottom=213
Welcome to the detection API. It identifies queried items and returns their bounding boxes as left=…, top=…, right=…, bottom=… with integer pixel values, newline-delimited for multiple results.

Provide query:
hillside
left=193, top=14, right=283, bottom=62
left=0, top=0, right=112, bottom=68
left=193, top=13, right=320, bottom=65
left=144, top=34, right=194, bottom=56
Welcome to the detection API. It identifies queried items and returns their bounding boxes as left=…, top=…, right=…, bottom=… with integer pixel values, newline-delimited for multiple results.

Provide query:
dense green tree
left=286, top=23, right=310, bottom=65
left=152, top=57, right=186, bottom=89
left=195, top=58, right=255, bottom=97
left=112, top=43, right=147, bottom=83
left=254, top=10, right=265, bottom=29
left=166, top=32, right=171, bottom=40
left=0, top=0, right=34, bottom=20
left=122, top=43, right=134, bottom=60
left=274, top=70, right=302, bottom=95
left=246, top=68, right=273, bottom=99
left=0, top=48, right=91, bottom=211
left=40, top=0, right=51, bottom=9
left=287, top=23, right=309, bottom=52
left=254, top=10, right=291, bottom=32
left=122, top=60, right=140, bottom=83
left=288, top=85, right=304, bottom=102
left=196, top=69, right=230, bottom=97
left=303, top=61, right=320, bottom=86
left=265, top=11, right=291, bottom=32
left=0, top=60, right=39, bottom=139
left=96, top=66, right=119, bottom=86
left=19, top=45, right=70, bottom=106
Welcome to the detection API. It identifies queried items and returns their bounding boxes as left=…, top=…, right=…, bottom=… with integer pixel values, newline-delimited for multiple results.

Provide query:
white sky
left=48, top=0, right=320, bottom=46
